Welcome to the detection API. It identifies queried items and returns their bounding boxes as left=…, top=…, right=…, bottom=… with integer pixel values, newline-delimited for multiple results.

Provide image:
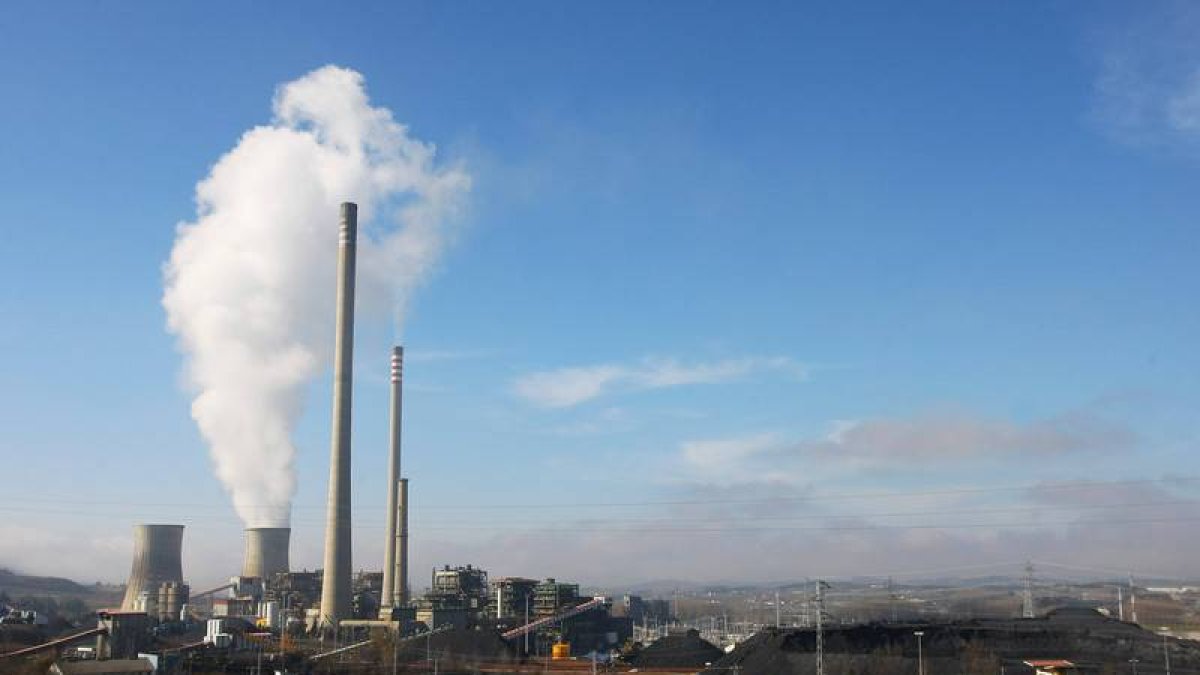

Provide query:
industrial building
left=535, top=578, right=582, bottom=618
left=490, top=577, right=539, bottom=620
left=94, top=610, right=151, bottom=660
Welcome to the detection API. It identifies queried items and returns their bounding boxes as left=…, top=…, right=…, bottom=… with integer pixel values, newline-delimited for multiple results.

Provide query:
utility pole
left=1161, top=628, right=1172, bottom=675
left=392, top=628, right=399, bottom=675
left=914, top=630, right=925, bottom=675
left=775, top=590, right=781, bottom=628
left=1022, top=561, right=1035, bottom=619
left=888, top=576, right=897, bottom=623
left=525, top=594, right=531, bottom=655
left=815, top=580, right=829, bottom=675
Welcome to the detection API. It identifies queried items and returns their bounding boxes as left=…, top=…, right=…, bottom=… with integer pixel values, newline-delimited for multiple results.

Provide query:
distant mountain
left=0, top=568, right=89, bottom=596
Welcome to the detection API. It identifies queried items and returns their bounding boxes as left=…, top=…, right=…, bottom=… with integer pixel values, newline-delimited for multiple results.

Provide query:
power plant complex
left=115, top=203, right=419, bottom=630
left=4, top=209, right=1181, bottom=675
left=30, top=203, right=634, bottom=670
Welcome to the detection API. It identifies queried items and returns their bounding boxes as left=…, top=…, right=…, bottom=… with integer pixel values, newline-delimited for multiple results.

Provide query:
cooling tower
left=121, top=524, right=184, bottom=611
left=242, top=527, right=290, bottom=579
left=319, top=202, right=358, bottom=626
left=381, top=346, right=403, bottom=608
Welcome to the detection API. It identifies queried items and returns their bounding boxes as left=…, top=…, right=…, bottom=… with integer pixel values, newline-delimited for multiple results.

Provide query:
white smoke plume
left=163, top=66, right=469, bottom=527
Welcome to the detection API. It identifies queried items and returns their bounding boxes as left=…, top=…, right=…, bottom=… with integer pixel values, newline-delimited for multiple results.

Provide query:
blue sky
left=1, top=1, right=1198, bottom=587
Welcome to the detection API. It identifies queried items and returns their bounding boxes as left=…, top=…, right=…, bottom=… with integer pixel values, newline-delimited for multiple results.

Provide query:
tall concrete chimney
left=242, top=527, right=290, bottom=579
left=121, top=524, right=184, bottom=610
left=381, top=346, right=404, bottom=608
left=319, top=202, right=357, bottom=626
left=398, top=477, right=410, bottom=605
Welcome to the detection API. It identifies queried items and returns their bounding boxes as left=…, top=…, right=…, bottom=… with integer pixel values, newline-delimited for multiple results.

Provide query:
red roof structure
left=1024, top=660, right=1075, bottom=667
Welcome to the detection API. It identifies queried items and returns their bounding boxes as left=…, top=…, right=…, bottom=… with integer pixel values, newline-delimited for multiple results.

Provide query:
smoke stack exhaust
left=242, top=527, right=290, bottom=579
left=381, top=346, right=404, bottom=608
left=121, top=524, right=184, bottom=610
left=319, top=202, right=358, bottom=626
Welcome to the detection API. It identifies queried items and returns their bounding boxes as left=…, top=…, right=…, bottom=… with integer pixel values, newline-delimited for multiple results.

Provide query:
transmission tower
left=1021, top=561, right=1035, bottom=619
left=815, top=580, right=830, bottom=675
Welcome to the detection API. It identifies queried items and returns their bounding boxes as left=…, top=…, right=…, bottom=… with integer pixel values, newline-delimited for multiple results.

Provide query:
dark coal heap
left=702, top=609, right=1200, bottom=675
left=628, top=628, right=725, bottom=668
left=394, top=628, right=516, bottom=667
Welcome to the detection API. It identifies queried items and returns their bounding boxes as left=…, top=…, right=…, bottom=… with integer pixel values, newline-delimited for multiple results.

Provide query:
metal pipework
left=121, top=524, right=184, bottom=611
left=381, top=346, right=403, bottom=608
left=319, top=202, right=358, bottom=626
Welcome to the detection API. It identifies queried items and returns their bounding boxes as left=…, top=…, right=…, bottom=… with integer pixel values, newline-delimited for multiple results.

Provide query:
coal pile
left=395, top=628, right=516, bottom=667
left=628, top=629, right=724, bottom=668
left=702, top=609, right=1200, bottom=675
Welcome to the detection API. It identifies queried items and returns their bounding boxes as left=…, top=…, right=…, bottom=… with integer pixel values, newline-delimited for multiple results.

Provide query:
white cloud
left=513, top=356, right=806, bottom=408
left=678, top=411, right=1134, bottom=483
left=809, top=412, right=1132, bottom=463
left=162, top=66, right=469, bottom=528
left=405, top=348, right=493, bottom=363
left=513, top=364, right=628, bottom=408
left=0, top=525, right=131, bottom=583
left=1166, top=69, right=1200, bottom=132
left=408, top=483, right=1200, bottom=584
left=1092, top=3, right=1200, bottom=148
left=680, top=433, right=782, bottom=475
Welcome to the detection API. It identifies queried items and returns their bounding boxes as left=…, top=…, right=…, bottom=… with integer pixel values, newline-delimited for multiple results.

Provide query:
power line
left=4, top=476, right=1196, bottom=512
left=1, top=497, right=1193, bottom=526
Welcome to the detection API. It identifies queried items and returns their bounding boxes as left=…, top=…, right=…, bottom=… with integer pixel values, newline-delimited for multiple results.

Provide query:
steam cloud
left=163, top=66, right=469, bottom=527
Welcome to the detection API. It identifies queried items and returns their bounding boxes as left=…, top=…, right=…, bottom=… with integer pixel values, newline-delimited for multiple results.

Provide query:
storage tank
left=156, top=581, right=189, bottom=622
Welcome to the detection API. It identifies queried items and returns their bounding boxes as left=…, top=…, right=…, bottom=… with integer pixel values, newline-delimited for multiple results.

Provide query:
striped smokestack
left=381, top=346, right=403, bottom=609
left=318, top=202, right=357, bottom=626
